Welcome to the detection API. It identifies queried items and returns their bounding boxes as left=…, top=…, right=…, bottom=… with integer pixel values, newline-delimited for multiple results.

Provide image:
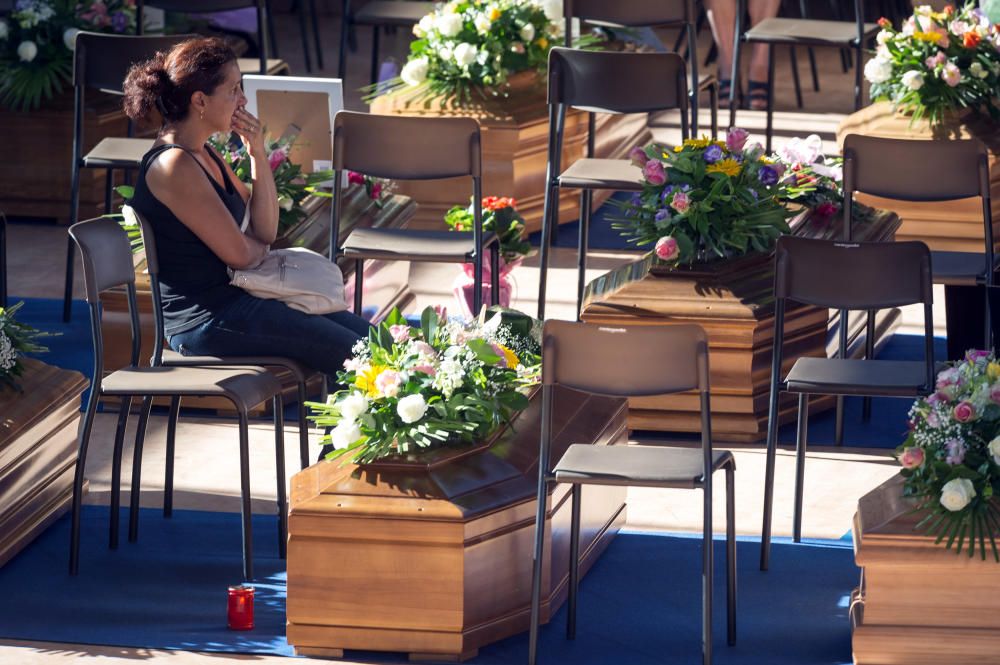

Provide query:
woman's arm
left=146, top=147, right=268, bottom=270
left=231, top=106, right=279, bottom=244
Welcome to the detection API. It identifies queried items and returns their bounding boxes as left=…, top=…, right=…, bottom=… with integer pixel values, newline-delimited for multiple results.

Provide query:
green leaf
left=420, top=306, right=439, bottom=343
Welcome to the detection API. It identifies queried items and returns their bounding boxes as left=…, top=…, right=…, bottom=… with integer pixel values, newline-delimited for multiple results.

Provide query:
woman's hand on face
left=231, top=107, right=265, bottom=154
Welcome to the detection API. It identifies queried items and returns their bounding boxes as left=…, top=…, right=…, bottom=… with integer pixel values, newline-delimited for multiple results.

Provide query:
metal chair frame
left=338, top=0, right=436, bottom=85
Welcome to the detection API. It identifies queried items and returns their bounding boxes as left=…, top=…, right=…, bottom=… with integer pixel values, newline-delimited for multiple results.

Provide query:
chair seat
left=745, top=18, right=878, bottom=46
left=558, top=158, right=644, bottom=191
left=82, top=137, right=155, bottom=168
left=784, top=358, right=930, bottom=397
left=553, top=444, right=734, bottom=489
left=931, top=250, right=992, bottom=286
left=237, top=57, right=290, bottom=76
left=102, top=365, right=281, bottom=411
left=341, top=227, right=497, bottom=262
left=354, top=0, right=436, bottom=25
left=161, top=349, right=311, bottom=382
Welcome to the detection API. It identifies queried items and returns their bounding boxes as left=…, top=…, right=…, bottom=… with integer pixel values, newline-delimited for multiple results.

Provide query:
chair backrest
left=126, top=205, right=171, bottom=365
left=548, top=47, right=689, bottom=116
left=542, top=320, right=708, bottom=396
left=74, top=32, right=191, bottom=94
left=774, top=236, right=933, bottom=311
left=564, top=0, right=692, bottom=30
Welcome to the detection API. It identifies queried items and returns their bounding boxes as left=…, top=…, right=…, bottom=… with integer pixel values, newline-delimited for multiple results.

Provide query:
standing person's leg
left=705, top=0, right=737, bottom=106
left=747, top=0, right=781, bottom=110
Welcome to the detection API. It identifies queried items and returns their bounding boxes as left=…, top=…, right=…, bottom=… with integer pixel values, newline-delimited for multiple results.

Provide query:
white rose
left=454, top=42, right=477, bottom=67
left=876, top=30, right=890, bottom=45
left=330, top=420, right=362, bottom=450
left=400, top=56, right=429, bottom=86
left=338, top=392, right=369, bottom=422
left=969, top=61, right=988, bottom=79
left=418, top=14, right=434, bottom=34
left=435, top=12, right=464, bottom=37
left=940, top=478, right=976, bottom=512
left=278, top=195, right=294, bottom=211
left=538, top=0, right=563, bottom=22
left=17, top=40, right=38, bottom=63
left=0, top=20, right=9, bottom=40
left=902, top=70, right=924, bottom=90
left=63, top=27, right=81, bottom=51
left=520, top=22, right=535, bottom=42
left=396, top=393, right=427, bottom=424
left=989, top=436, right=1000, bottom=465
left=864, top=57, right=892, bottom=84
left=474, top=13, right=491, bottom=34
left=438, top=44, right=453, bottom=62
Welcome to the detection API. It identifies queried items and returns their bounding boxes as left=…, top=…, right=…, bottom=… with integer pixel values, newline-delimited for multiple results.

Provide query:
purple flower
left=654, top=208, right=671, bottom=224
left=660, top=185, right=675, bottom=202
left=111, top=11, right=129, bottom=33
left=758, top=165, right=779, bottom=186
left=703, top=144, right=724, bottom=164
left=726, top=127, right=749, bottom=153
left=629, top=146, right=649, bottom=168
left=945, top=438, right=967, bottom=466
left=966, top=349, right=991, bottom=364
left=624, top=192, right=642, bottom=218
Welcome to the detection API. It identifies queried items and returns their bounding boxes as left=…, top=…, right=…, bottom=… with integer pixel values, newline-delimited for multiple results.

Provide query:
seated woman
left=123, top=37, right=370, bottom=377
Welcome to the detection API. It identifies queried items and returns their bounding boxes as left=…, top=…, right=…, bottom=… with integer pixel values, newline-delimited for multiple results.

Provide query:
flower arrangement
left=616, top=128, right=792, bottom=266
left=865, top=3, right=1000, bottom=126
left=898, top=350, right=1000, bottom=560
left=308, top=306, right=541, bottom=464
left=444, top=195, right=531, bottom=263
left=776, top=134, right=849, bottom=222
left=387, top=0, right=567, bottom=101
left=0, top=301, right=51, bottom=391
left=0, top=0, right=138, bottom=110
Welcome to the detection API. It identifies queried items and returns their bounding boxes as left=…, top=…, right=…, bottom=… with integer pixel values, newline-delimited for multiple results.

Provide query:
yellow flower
left=498, top=345, right=520, bottom=369
left=536, top=37, right=548, bottom=49
left=355, top=364, right=388, bottom=397
left=988, top=362, right=1000, bottom=381
left=912, top=31, right=943, bottom=43
left=706, top=158, right=742, bottom=177
left=489, top=6, right=501, bottom=20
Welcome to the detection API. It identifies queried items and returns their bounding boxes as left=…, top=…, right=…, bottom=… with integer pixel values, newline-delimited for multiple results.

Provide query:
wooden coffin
left=851, top=474, right=1000, bottom=665
left=99, top=187, right=416, bottom=413
left=0, top=92, right=132, bottom=224
left=579, top=207, right=901, bottom=442
left=369, top=73, right=651, bottom=234
left=286, top=386, right=629, bottom=661
left=836, top=101, right=1000, bottom=254
left=0, top=359, right=89, bottom=568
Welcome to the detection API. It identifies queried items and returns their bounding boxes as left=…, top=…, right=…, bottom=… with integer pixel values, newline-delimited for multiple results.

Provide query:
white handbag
left=228, top=200, right=348, bottom=315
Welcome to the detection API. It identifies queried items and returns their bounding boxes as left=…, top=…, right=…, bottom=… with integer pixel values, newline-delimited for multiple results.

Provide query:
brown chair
left=536, top=47, right=690, bottom=320
left=127, top=205, right=315, bottom=479
left=62, top=32, right=194, bottom=323
left=136, top=0, right=289, bottom=75
left=68, top=216, right=287, bottom=581
left=728, top=0, right=878, bottom=152
left=528, top=321, right=736, bottom=665
left=331, top=111, right=500, bottom=315
left=564, top=0, right=718, bottom=137
left=759, top=236, right=935, bottom=571
left=338, top=0, right=435, bottom=84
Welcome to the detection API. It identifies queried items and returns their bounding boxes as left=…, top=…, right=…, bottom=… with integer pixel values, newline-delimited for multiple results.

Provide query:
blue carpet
left=0, top=505, right=855, bottom=664
left=13, top=297, right=96, bottom=403
left=527, top=192, right=642, bottom=252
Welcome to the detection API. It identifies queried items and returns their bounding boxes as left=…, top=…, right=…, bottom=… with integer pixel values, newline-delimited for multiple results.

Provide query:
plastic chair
left=528, top=320, right=736, bottom=665
left=728, top=0, right=878, bottom=152
left=62, top=32, right=193, bottom=323
left=564, top=0, right=718, bottom=137
left=338, top=0, right=435, bottom=84
left=331, top=111, right=500, bottom=315
left=536, top=47, right=690, bottom=320
left=68, top=217, right=287, bottom=581
left=759, top=236, right=935, bottom=571
left=127, top=205, right=316, bottom=477
left=136, top=0, right=289, bottom=75
left=0, top=211, right=6, bottom=308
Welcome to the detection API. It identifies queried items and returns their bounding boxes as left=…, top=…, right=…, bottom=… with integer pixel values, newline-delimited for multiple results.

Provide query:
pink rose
left=925, top=51, right=947, bottom=69
left=268, top=147, right=287, bottom=172
left=643, top=160, right=667, bottom=186
left=348, top=171, right=365, bottom=185
left=899, top=446, right=925, bottom=470
left=412, top=341, right=437, bottom=359
left=370, top=182, right=383, bottom=199
left=343, top=357, right=363, bottom=372
left=629, top=146, right=649, bottom=168
left=374, top=370, right=402, bottom=398
left=991, top=386, right=1000, bottom=405
left=941, top=62, right=961, bottom=87
left=671, top=190, right=691, bottom=214
left=726, top=127, right=749, bottom=153
left=411, top=363, right=436, bottom=376
left=814, top=201, right=838, bottom=218
left=389, top=324, right=410, bottom=344
left=954, top=401, right=976, bottom=423
left=654, top=235, right=679, bottom=261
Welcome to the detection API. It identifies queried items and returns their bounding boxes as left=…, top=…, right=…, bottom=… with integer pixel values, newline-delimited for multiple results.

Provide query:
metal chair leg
left=128, top=395, right=154, bottom=543
left=163, top=395, right=180, bottom=517
left=760, top=384, right=780, bottom=571
left=702, top=477, right=713, bottom=665
left=793, top=393, right=808, bottom=543
left=709, top=82, right=719, bottom=138
left=789, top=47, right=803, bottom=109
left=567, top=483, right=581, bottom=640
left=297, top=380, right=309, bottom=470
left=807, top=47, right=820, bottom=91
left=69, top=389, right=100, bottom=574
left=765, top=43, right=775, bottom=154
left=575, top=189, right=591, bottom=320
left=537, top=182, right=558, bottom=320
left=338, top=0, right=350, bottom=80
left=353, top=258, right=364, bottom=315
left=109, top=396, right=133, bottom=549
left=265, top=0, right=279, bottom=59
left=274, top=395, right=287, bottom=560
left=295, top=0, right=313, bottom=72
left=726, top=463, right=736, bottom=646
left=527, top=480, right=548, bottom=665
left=834, top=395, right=845, bottom=446
left=490, top=243, right=500, bottom=307
left=862, top=309, right=876, bottom=421
left=63, top=236, right=76, bottom=322
left=309, top=0, right=323, bottom=69
left=369, top=25, right=380, bottom=85
left=238, top=410, right=254, bottom=581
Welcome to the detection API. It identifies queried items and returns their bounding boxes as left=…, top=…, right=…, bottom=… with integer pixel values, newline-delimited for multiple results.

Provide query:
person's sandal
left=747, top=80, right=770, bottom=111
left=717, top=78, right=737, bottom=109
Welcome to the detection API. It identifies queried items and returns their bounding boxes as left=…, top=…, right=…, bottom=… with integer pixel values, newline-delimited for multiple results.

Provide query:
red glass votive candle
left=227, top=585, right=255, bottom=630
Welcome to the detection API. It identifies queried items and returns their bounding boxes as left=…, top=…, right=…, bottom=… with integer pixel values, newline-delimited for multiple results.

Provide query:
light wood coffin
left=836, top=101, right=1000, bottom=254
left=286, top=387, right=628, bottom=661
left=0, top=359, right=89, bottom=568
left=369, top=73, right=652, bottom=234
left=851, top=474, right=1000, bottom=665
left=580, top=208, right=901, bottom=441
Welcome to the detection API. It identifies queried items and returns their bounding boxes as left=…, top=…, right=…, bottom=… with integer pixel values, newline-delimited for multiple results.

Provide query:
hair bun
left=123, top=52, right=172, bottom=124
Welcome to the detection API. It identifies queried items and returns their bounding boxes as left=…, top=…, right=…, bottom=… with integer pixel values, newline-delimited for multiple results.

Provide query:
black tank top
left=129, top=143, right=247, bottom=336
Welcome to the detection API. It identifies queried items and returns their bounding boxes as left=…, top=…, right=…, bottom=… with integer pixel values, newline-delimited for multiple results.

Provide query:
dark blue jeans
left=168, top=293, right=371, bottom=378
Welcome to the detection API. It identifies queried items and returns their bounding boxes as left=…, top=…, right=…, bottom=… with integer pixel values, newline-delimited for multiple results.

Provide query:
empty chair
left=62, top=32, right=192, bottom=323
left=536, top=47, right=690, bottom=320
left=339, top=0, right=435, bottom=84
left=331, top=111, right=500, bottom=315
left=68, top=216, right=287, bottom=581
left=564, top=0, right=718, bottom=137
left=759, top=236, right=935, bottom=571
left=528, top=321, right=736, bottom=665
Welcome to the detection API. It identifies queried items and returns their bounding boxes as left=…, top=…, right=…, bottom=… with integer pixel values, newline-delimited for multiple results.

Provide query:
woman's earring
left=199, top=109, right=204, bottom=120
